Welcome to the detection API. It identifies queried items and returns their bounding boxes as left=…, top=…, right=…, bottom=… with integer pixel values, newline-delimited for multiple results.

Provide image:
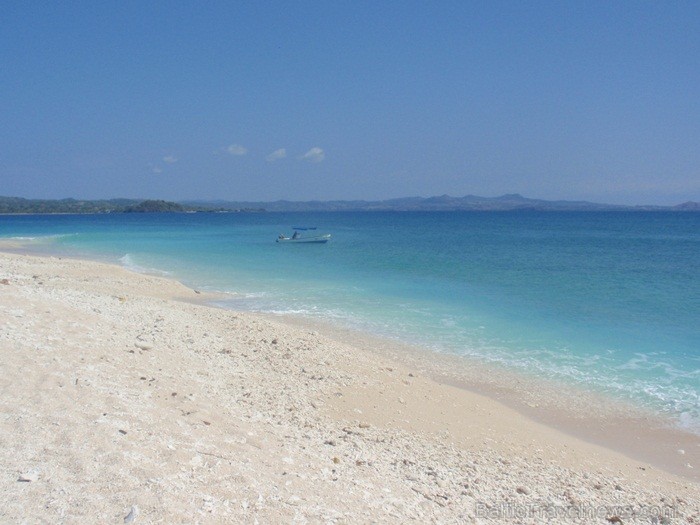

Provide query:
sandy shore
left=1, top=251, right=698, bottom=523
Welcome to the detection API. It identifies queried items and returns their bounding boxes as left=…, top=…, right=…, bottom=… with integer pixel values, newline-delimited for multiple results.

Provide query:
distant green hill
left=123, top=200, right=187, bottom=213
left=0, top=196, right=199, bottom=214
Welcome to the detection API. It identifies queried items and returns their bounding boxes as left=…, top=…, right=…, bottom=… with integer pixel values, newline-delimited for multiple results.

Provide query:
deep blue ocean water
left=2, top=211, right=698, bottom=431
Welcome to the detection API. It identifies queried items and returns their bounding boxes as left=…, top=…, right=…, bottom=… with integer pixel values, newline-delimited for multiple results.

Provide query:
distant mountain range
left=1, top=194, right=698, bottom=214
left=183, top=194, right=700, bottom=212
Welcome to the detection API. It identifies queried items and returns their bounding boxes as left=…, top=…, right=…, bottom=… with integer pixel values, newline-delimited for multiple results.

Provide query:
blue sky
left=1, top=1, right=699, bottom=204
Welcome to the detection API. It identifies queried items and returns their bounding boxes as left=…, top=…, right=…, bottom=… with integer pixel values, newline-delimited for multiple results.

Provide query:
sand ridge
left=0, top=252, right=698, bottom=523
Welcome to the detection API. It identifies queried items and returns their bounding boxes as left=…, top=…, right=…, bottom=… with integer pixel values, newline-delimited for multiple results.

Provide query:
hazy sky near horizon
left=2, top=1, right=699, bottom=205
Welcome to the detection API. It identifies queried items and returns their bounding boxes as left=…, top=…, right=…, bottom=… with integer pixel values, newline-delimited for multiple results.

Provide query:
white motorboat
left=276, top=233, right=331, bottom=244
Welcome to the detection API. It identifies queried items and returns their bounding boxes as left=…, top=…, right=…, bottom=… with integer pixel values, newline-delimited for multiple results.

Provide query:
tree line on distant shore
left=0, top=197, right=260, bottom=214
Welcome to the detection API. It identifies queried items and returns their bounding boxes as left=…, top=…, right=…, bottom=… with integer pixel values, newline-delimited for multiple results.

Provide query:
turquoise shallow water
left=2, top=211, right=699, bottom=431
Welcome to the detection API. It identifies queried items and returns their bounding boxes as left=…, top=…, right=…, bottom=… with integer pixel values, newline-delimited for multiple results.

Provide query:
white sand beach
left=1, top=251, right=698, bottom=523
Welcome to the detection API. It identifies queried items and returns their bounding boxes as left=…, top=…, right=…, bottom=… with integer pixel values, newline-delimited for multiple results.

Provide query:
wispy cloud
left=226, top=144, right=248, bottom=156
left=151, top=165, right=163, bottom=174
left=266, top=148, right=287, bottom=162
left=300, top=147, right=325, bottom=163
left=163, top=156, right=177, bottom=164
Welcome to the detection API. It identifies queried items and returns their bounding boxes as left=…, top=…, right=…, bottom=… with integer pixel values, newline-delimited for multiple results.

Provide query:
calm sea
left=2, top=211, right=698, bottom=431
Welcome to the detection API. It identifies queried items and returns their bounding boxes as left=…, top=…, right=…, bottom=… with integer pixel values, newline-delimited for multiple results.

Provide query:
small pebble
left=17, top=469, right=39, bottom=482
left=124, top=505, right=139, bottom=523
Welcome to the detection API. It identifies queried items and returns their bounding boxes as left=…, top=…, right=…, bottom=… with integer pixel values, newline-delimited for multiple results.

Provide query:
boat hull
left=276, top=234, right=331, bottom=244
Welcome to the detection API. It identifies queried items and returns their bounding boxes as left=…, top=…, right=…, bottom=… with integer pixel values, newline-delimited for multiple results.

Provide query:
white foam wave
left=5, top=233, right=77, bottom=242
left=452, top=344, right=700, bottom=435
left=119, top=254, right=143, bottom=272
left=118, top=254, right=172, bottom=277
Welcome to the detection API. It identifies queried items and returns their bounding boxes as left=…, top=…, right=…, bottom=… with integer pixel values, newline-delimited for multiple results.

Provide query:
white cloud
left=151, top=166, right=163, bottom=174
left=163, top=156, right=177, bottom=164
left=226, top=144, right=248, bottom=156
left=300, top=147, right=325, bottom=163
left=266, top=148, right=287, bottom=162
